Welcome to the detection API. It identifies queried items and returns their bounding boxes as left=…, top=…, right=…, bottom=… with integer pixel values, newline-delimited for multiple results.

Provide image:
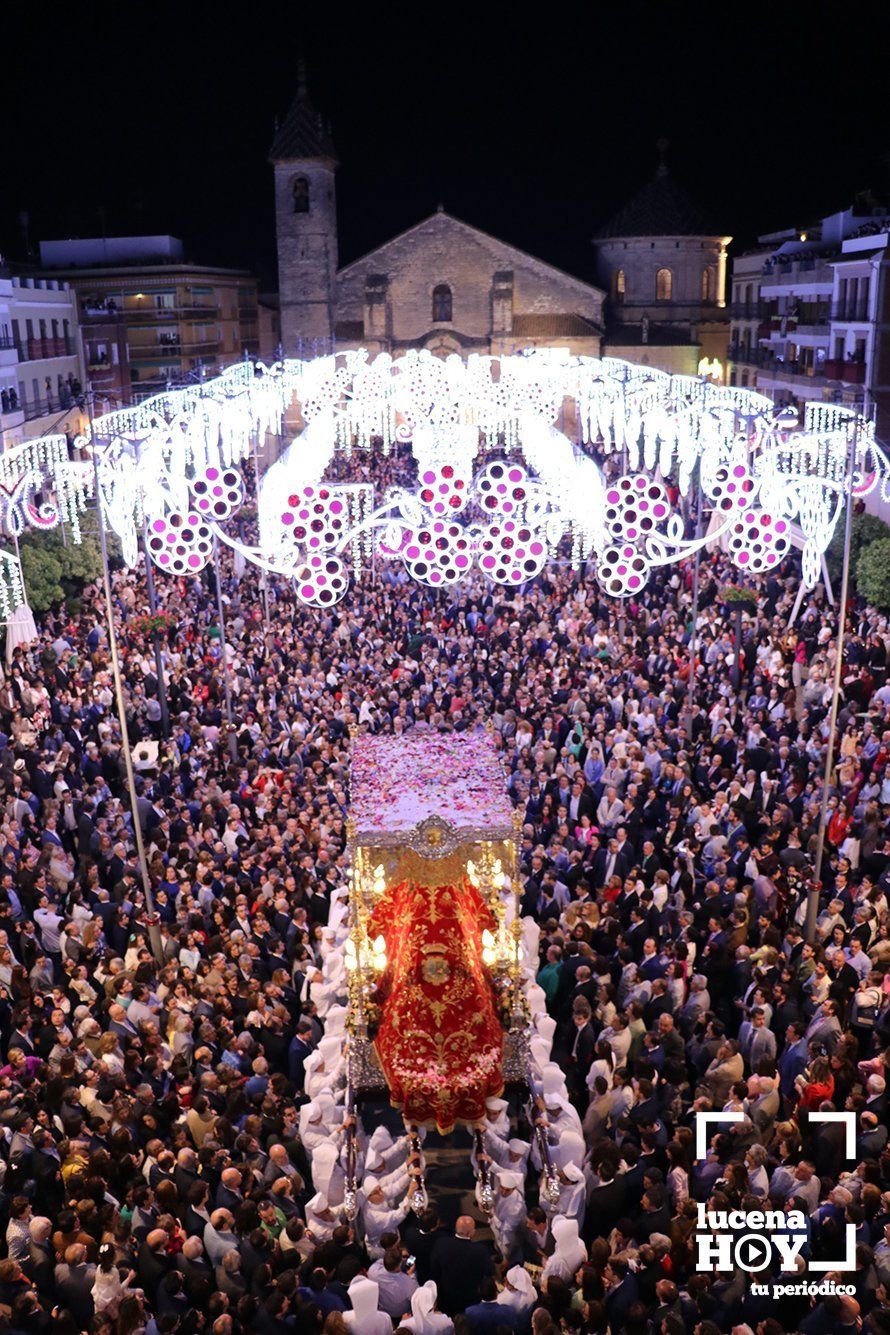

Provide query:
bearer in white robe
left=496, top=1266, right=537, bottom=1317
left=299, top=1092, right=344, bottom=1156
left=490, top=1170, right=526, bottom=1263
left=343, top=1277, right=392, bottom=1335
left=359, top=1175, right=412, bottom=1259
left=304, top=1034, right=346, bottom=1099
left=305, top=1191, right=338, bottom=1242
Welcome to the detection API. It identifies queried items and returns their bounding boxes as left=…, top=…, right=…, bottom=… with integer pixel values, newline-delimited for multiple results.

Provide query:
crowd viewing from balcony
left=0, top=442, right=887, bottom=1335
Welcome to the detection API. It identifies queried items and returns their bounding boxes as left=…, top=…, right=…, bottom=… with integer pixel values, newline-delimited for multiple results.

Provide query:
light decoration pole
left=85, top=391, right=164, bottom=962
left=804, top=411, right=860, bottom=943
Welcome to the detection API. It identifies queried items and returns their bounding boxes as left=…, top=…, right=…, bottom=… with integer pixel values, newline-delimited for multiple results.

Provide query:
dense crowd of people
left=0, top=437, right=888, bottom=1335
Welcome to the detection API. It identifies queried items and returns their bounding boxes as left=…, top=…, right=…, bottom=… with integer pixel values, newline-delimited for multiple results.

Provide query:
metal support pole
left=142, top=520, right=170, bottom=739
left=87, top=392, right=163, bottom=961
left=252, top=432, right=271, bottom=631
left=684, top=469, right=703, bottom=737
left=805, top=415, right=858, bottom=942
left=212, top=537, right=238, bottom=762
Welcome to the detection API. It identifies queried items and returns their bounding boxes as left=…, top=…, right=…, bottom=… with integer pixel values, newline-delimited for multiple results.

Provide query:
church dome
left=593, top=145, right=717, bottom=239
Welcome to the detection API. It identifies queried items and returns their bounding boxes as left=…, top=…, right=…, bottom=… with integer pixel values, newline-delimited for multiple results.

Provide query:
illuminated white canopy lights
left=0, top=350, right=884, bottom=609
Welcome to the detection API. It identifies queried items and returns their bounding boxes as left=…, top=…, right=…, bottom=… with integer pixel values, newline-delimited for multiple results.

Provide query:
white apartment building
left=0, top=271, right=85, bottom=450
left=728, top=200, right=890, bottom=442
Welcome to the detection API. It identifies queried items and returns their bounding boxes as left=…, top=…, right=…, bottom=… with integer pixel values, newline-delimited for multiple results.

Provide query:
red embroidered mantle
left=369, top=877, right=504, bottom=1133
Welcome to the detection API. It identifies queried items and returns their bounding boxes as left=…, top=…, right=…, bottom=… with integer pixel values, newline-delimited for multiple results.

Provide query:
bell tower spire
left=270, top=63, right=339, bottom=352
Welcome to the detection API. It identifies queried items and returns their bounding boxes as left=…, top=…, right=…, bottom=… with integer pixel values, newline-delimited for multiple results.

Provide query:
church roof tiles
left=269, top=64, right=337, bottom=163
left=594, top=167, right=718, bottom=240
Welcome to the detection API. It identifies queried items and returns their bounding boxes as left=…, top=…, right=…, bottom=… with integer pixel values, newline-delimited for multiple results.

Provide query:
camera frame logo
left=692, top=1110, right=857, bottom=1296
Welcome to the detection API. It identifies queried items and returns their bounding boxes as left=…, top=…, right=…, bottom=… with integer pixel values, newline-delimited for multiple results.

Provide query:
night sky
left=4, top=2, right=889, bottom=290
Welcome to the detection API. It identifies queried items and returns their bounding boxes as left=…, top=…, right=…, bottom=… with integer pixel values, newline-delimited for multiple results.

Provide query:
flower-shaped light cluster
left=280, top=485, right=347, bottom=552
left=477, top=521, right=547, bottom=585
left=596, top=542, right=650, bottom=596
left=147, top=512, right=213, bottom=574
left=603, top=475, right=671, bottom=541
left=418, top=464, right=469, bottom=516
left=728, top=508, right=790, bottom=572
left=402, top=521, right=473, bottom=587
left=293, top=552, right=349, bottom=607
left=190, top=465, right=244, bottom=521
left=705, top=461, right=758, bottom=514
left=475, top=461, right=530, bottom=517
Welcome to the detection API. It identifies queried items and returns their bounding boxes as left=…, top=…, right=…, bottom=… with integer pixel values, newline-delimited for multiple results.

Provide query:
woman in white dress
left=92, top=1243, right=136, bottom=1320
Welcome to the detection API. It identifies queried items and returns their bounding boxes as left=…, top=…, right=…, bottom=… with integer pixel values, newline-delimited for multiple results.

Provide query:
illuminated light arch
left=1, top=350, right=883, bottom=610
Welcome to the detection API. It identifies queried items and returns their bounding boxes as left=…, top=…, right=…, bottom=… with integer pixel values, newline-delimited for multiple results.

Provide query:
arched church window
left=292, top=177, right=309, bottom=214
left=432, top=285, right=452, bottom=322
left=656, top=268, right=672, bottom=302
left=614, top=269, right=626, bottom=304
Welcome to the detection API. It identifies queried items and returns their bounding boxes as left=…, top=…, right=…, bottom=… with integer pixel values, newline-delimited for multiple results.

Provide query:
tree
left=826, top=510, right=889, bottom=584
left=856, top=536, right=890, bottom=611
left=18, top=522, right=103, bottom=613
left=18, top=541, right=65, bottom=613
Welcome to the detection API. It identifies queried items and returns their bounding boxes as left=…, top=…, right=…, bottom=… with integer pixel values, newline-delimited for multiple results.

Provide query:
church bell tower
left=270, top=63, right=339, bottom=352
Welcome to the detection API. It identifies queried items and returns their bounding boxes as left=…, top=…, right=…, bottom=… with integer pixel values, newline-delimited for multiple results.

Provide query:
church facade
left=271, top=75, right=729, bottom=376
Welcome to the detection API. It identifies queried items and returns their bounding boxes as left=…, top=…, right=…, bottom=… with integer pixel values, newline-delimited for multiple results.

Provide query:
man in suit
left=465, top=1276, right=520, bottom=1332
left=638, top=841, right=662, bottom=886
left=605, top=1256, right=639, bottom=1333
left=592, top=837, right=630, bottom=889
left=565, top=1001, right=596, bottom=1099
left=430, top=1216, right=493, bottom=1317
left=805, top=1000, right=843, bottom=1055
left=54, top=1244, right=96, bottom=1328
left=174, top=1235, right=213, bottom=1304
left=778, top=1024, right=809, bottom=1106
left=566, top=779, right=594, bottom=827
left=214, top=1166, right=245, bottom=1213
left=401, top=1207, right=448, bottom=1286
left=749, top=1074, right=780, bottom=1139
left=739, top=1008, right=777, bottom=1070
left=587, top=1162, right=626, bottom=1235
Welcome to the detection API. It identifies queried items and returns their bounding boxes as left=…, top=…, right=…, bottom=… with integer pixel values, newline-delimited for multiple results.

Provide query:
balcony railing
left=729, top=302, right=769, bottom=319
left=761, top=259, right=835, bottom=286
left=129, top=339, right=221, bottom=361
left=824, top=359, right=866, bottom=383
left=732, top=347, right=826, bottom=381
left=122, top=304, right=219, bottom=320
left=16, top=391, right=80, bottom=422
left=17, top=336, right=76, bottom=362
left=0, top=334, right=16, bottom=352
left=831, top=301, right=870, bottom=322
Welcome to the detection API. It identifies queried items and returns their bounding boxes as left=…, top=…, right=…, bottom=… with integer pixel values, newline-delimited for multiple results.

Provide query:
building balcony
left=824, top=358, right=866, bottom=383
left=760, top=258, right=835, bottom=288
left=831, top=302, right=870, bottom=323
left=17, top=336, right=76, bottom=362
